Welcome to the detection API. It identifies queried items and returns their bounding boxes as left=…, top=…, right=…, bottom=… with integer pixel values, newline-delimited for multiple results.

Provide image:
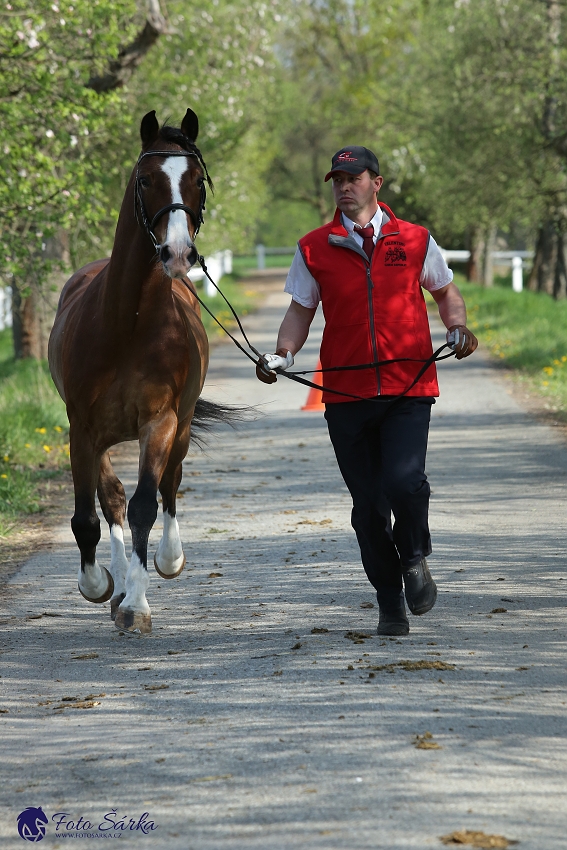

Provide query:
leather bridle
left=134, top=147, right=211, bottom=250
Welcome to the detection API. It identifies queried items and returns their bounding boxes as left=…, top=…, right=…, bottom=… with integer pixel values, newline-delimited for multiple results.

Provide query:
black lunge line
left=181, top=258, right=455, bottom=405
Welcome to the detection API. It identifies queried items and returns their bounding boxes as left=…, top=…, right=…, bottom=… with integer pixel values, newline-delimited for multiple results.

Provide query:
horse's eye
left=196, top=176, right=204, bottom=188
left=139, top=176, right=150, bottom=189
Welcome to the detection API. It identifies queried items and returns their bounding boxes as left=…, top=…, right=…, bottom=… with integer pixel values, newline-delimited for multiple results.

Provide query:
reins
left=135, top=145, right=456, bottom=406
left=181, top=257, right=455, bottom=407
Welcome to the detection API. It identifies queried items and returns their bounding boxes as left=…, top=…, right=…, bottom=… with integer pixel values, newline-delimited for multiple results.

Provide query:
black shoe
left=402, top=558, right=437, bottom=615
left=376, top=589, right=409, bottom=636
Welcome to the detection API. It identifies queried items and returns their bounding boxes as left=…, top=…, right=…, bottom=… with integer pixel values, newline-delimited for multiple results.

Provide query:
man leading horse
left=258, top=146, right=478, bottom=637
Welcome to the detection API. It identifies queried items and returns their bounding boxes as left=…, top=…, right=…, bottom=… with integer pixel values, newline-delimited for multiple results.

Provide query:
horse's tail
left=191, top=397, right=254, bottom=446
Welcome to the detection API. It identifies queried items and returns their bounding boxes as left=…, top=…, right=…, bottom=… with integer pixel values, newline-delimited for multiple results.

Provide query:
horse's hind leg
left=70, top=429, right=114, bottom=605
left=97, top=452, right=129, bottom=620
left=115, top=412, right=178, bottom=634
left=154, top=418, right=191, bottom=578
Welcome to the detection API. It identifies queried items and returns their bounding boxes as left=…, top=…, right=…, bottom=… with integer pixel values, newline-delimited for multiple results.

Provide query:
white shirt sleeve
left=420, top=235, right=453, bottom=292
left=284, top=247, right=321, bottom=309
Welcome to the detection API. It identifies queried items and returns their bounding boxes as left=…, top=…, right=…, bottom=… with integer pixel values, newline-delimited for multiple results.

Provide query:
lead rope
left=181, top=258, right=456, bottom=405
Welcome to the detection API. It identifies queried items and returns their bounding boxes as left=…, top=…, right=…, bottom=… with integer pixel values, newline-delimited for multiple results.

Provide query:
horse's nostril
left=160, top=245, right=171, bottom=264
left=187, top=246, right=198, bottom=267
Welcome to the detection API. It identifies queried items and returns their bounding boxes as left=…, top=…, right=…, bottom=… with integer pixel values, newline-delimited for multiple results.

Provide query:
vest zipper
left=365, top=265, right=381, bottom=394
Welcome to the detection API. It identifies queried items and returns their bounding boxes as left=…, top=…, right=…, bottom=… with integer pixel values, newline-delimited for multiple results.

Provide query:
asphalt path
left=1, top=272, right=566, bottom=849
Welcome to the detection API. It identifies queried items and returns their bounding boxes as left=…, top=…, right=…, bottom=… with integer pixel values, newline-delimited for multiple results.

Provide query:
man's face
left=331, top=170, right=383, bottom=218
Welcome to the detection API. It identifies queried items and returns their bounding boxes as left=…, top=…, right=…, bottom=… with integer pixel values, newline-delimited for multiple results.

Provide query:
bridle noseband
left=134, top=147, right=211, bottom=251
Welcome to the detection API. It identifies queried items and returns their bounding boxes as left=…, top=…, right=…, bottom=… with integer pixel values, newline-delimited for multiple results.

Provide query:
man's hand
left=446, top=325, right=478, bottom=360
left=256, top=349, right=294, bottom=384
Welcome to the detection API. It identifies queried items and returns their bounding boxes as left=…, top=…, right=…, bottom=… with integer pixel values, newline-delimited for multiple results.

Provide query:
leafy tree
left=0, top=0, right=143, bottom=356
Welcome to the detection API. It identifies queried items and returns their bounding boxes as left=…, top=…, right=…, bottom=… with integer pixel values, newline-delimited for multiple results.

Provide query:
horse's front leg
left=97, top=451, right=129, bottom=620
left=114, top=412, right=178, bottom=634
left=70, top=428, right=114, bottom=605
left=155, top=416, right=192, bottom=579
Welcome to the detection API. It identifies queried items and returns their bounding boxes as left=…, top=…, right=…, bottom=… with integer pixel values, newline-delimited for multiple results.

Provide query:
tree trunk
left=483, top=223, right=497, bottom=287
left=466, top=226, right=485, bottom=282
left=528, top=219, right=567, bottom=298
left=11, top=281, right=41, bottom=359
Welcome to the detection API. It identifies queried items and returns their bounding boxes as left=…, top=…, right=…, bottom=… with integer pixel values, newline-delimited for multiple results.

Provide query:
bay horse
left=49, top=108, right=228, bottom=634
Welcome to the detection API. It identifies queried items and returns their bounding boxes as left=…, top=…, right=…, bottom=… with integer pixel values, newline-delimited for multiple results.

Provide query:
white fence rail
left=440, top=249, right=533, bottom=293
left=255, top=244, right=533, bottom=292
left=0, top=250, right=233, bottom=331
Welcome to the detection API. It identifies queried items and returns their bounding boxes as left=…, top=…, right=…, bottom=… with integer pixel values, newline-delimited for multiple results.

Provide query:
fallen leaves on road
left=142, top=684, right=170, bottom=691
left=413, top=731, right=442, bottom=750
left=53, top=693, right=105, bottom=710
left=71, top=653, right=99, bottom=660
left=311, top=627, right=329, bottom=634
left=360, top=602, right=375, bottom=608
left=491, top=608, right=507, bottom=614
left=440, top=829, right=518, bottom=847
left=191, top=774, right=232, bottom=782
left=291, top=642, right=302, bottom=650
left=344, top=631, right=373, bottom=643
left=362, top=659, right=456, bottom=674
left=297, top=518, right=332, bottom=525
left=208, top=572, right=223, bottom=578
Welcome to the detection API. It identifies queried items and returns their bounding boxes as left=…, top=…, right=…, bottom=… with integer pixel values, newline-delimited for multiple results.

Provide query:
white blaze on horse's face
left=159, top=157, right=197, bottom=278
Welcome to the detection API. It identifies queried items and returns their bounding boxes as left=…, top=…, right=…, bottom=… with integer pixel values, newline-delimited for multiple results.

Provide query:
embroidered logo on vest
left=384, top=246, right=407, bottom=265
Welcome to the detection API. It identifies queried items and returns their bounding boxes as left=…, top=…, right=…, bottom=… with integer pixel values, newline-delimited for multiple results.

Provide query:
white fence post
left=0, top=287, right=12, bottom=331
left=512, top=255, right=523, bottom=292
left=256, top=244, right=266, bottom=271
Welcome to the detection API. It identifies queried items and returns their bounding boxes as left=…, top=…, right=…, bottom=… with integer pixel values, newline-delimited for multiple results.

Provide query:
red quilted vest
left=298, top=203, right=439, bottom=403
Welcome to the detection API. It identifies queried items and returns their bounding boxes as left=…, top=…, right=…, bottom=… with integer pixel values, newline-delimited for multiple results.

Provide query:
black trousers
left=325, top=396, right=434, bottom=593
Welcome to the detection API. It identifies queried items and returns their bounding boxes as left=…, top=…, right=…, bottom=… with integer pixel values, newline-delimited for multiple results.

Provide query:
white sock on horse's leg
left=155, top=512, right=185, bottom=575
left=109, top=524, right=129, bottom=597
left=78, top=560, right=113, bottom=602
left=121, top=554, right=151, bottom=614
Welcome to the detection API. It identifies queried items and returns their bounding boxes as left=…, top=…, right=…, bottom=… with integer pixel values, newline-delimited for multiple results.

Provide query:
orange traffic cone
left=301, top=359, right=325, bottom=411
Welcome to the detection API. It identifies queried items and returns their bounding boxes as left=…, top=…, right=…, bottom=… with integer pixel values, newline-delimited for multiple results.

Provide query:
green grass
left=231, top=253, right=293, bottom=276
left=454, top=272, right=567, bottom=414
left=0, top=329, right=69, bottom=533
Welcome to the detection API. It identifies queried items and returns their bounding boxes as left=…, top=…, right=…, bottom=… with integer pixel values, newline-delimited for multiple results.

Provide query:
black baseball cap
left=324, top=146, right=380, bottom=181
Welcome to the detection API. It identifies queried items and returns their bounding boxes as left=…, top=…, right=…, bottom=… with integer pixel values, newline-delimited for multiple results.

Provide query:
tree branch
left=87, top=0, right=170, bottom=93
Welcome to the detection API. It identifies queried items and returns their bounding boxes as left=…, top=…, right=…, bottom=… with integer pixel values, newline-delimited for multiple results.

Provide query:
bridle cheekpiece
left=134, top=145, right=212, bottom=251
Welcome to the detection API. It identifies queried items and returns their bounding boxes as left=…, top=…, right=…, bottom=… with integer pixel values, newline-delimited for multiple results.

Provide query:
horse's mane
left=158, top=124, right=214, bottom=191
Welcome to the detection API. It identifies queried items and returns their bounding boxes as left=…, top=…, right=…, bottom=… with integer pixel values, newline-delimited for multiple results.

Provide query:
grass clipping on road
left=454, top=275, right=567, bottom=418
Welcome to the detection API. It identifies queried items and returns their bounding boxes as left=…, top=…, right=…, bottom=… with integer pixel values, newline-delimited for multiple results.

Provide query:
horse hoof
left=110, top=593, right=126, bottom=621
left=154, top=552, right=186, bottom=579
left=114, top=608, right=152, bottom=634
left=78, top=568, right=114, bottom=604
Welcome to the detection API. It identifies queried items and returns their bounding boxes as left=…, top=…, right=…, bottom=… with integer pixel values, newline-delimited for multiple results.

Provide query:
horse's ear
left=140, top=111, right=159, bottom=149
left=181, top=109, right=199, bottom=144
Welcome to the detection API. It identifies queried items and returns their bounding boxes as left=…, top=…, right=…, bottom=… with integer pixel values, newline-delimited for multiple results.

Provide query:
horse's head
left=135, top=109, right=213, bottom=280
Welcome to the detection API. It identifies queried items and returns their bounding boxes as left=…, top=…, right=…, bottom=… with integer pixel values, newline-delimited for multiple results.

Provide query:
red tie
left=354, top=223, right=375, bottom=260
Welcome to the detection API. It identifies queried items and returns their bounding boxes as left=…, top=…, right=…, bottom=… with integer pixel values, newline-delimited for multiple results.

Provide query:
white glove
left=446, top=327, right=463, bottom=350
left=262, top=351, right=294, bottom=371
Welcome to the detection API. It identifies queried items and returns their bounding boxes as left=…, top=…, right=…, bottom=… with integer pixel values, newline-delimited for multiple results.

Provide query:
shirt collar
left=341, top=206, right=383, bottom=237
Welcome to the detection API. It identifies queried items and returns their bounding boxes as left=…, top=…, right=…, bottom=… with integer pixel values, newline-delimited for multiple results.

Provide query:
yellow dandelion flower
left=2, top=455, right=9, bottom=462
left=543, top=381, right=549, bottom=386
left=562, top=356, right=567, bottom=362
left=0, top=473, right=7, bottom=479
left=53, top=425, right=63, bottom=432
left=553, top=359, right=561, bottom=366
left=35, top=427, right=47, bottom=434
left=543, top=366, right=554, bottom=375
left=42, top=445, right=52, bottom=453
left=24, top=443, right=31, bottom=448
